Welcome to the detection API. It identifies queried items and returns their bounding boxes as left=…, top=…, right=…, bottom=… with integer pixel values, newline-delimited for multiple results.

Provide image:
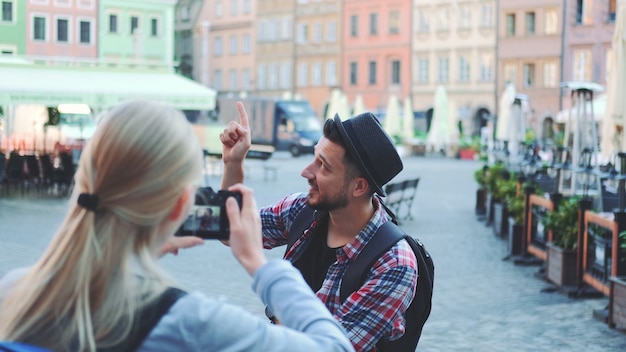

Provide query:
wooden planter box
left=492, top=201, right=508, bottom=238
left=547, top=242, right=578, bottom=287
left=508, top=217, right=524, bottom=256
left=610, top=276, right=626, bottom=329
left=459, top=149, right=477, bottom=160
left=475, top=188, right=487, bottom=217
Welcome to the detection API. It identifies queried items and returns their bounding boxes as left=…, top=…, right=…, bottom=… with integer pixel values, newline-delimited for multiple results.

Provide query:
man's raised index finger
left=236, top=101, right=250, bottom=128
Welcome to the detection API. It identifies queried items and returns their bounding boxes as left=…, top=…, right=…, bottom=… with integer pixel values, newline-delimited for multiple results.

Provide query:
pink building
left=342, top=0, right=412, bottom=113
left=26, top=0, right=98, bottom=59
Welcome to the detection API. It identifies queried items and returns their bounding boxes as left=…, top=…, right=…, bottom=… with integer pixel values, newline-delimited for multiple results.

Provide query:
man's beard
left=307, top=184, right=349, bottom=212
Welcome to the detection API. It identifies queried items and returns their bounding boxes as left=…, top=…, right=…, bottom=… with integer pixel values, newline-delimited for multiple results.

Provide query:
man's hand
left=220, top=101, right=251, bottom=164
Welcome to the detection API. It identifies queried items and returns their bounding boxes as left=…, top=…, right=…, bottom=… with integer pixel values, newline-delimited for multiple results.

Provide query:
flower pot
left=492, top=201, right=508, bottom=238
left=508, top=217, right=524, bottom=256
left=475, top=188, right=487, bottom=217
left=610, top=276, right=626, bottom=329
left=546, top=242, right=578, bottom=287
left=459, top=149, right=476, bottom=160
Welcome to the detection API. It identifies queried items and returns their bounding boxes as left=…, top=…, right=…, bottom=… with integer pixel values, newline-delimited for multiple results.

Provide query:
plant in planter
left=484, top=162, right=508, bottom=226
left=504, top=180, right=539, bottom=255
left=610, top=230, right=626, bottom=329
left=542, top=196, right=581, bottom=287
left=474, top=165, right=489, bottom=217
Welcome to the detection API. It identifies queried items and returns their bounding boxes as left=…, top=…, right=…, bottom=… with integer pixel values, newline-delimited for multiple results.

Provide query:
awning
left=0, top=63, right=216, bottom=111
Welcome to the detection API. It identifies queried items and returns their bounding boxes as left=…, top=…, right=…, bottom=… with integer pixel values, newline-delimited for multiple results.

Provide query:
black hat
left=333, top=112, right=403, bottom=196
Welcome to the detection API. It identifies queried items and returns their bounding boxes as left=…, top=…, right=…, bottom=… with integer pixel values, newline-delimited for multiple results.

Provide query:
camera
left=175, top=187, right=242, bottom=240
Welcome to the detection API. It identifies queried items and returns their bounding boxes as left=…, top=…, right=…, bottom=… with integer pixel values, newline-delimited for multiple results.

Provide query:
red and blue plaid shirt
left=260, top=193, right=418, bottom=352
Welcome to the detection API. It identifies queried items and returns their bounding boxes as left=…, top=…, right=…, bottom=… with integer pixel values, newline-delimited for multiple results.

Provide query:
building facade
left=412, top=0, right=497, bottom=137
left=0, top=0, right=27, bottom=56
left=342, top=0, right=412, bottom=113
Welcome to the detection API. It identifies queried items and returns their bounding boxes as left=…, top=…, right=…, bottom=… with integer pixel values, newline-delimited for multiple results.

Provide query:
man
left=220, top=102, right=418, bottom=352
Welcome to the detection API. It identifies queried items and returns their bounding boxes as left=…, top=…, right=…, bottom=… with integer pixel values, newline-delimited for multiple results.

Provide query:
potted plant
left=542, top=196, right=581, bottom=287
left=485, top=162, right=508, bottom=227
left=609, top=230, right=626, bottom=329
left=474, top=165, right=489, bottom=218
left=505, top=181, right=538, bottom=255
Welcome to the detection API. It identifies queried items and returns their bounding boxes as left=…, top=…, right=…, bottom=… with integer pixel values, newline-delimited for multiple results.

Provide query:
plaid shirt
left=260, top=193, right=418, bottom=352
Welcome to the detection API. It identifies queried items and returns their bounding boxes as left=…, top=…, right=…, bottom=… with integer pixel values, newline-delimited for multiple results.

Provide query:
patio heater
left=574, top=147, right=598, bottom=200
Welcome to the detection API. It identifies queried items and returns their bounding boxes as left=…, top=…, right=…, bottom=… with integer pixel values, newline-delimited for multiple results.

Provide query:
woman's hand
left=225, top=184, right=267, bottom=276
left=158, top=236, right=204, bottom=257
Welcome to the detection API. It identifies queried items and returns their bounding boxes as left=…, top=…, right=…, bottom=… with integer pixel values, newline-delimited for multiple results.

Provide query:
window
left=280, top=17, right=291, bottom=40
left=151, top=18, right=158, bottom=37
left=480, top=4, right=493, bottom=27
left=109, top=14, right=118, bottom=33
left=327, top=21, right=337, bottom=42
left=418, top=9, right=429, bottom=33
left=298, top=23, right=308, bottom=43
left=242, top=34, right=250, bottom=53
left=459, top=56, right=470, bottom=82
left=417, top=58, right=429, bottom=84
left=130, top=16, right=139, bottom=34
left=33, top=16, right=46, bottom=41
left=437, top=7, right=449, bottom=31
left=230, top=0, right=237, bottom=16
left=523, top=63, right=535, bottom=88
left=213, top=70, right=223, bottom=90
left=368, top=61, right=377, bottom=84
left=241, top=69, right=250, bottom=91
left=313, top=22, right=322, bottom=43
left=525, top=12, right=535, bottom=35
left=350, top=62, right=358, bottom=85
left=181, top=6, right=190, bottom=21
left=2, top=1, right=13, bottom=22
left=459, top=5, right=471, bottom=29
left=545, top=9, right=558, bottom=34
left=326, top=61, right=337, bottom=85
left=298, top=62, right=308, bottom=87
left=576, top=0, right=593, bottom=25
left=506, top=14, right=515, bottom=36
left=389, top=11, right=399, bottom=34
left=369, top=13, right=377, bottom=35
left=573, top=49, right=592, bottom=81
left=350, top=15, right=358, bottom=37
left=79, top=20, right=91, bottom=43
left=214, top=37, right=223, bottom=56
left=216, top=1, right=223, bottom=17
left=242, top=0, right=250, bottom=14
left=229, top=69, right=237, bottom=90
left=391, top=60, right=400, bottom=84
left=257, top=64, right=266, bottom=89
left=504, top=63, right=517, bottom=85
left=480, top=53, right=493, bottom=81
left=229, top=35, right=237, bottom=54
left=312, top=63, right=322, bottom=86
left=57, top=18, right=68, bottom=42
left=269, top=64, right=278, bottom=89
left=280, top=62, right=290, bottom=89
left=438, top=57, right=449, bottom=83
left=543, top=61, right=558, bottom=88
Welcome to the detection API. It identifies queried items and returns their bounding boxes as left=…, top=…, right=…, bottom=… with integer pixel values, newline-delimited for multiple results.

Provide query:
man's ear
left=168, top=187, right=192, bottom=221
left=351, top=177, right=370, bottom=197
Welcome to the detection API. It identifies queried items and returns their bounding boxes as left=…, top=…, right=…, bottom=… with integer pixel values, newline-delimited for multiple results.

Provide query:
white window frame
left=313, top=22, right=322, bottom=43
left=31, top=13, right=49, bottom=42
left=545, top=9, right=558, bottom=35
left=107, top=12, right=119, bottom=34
left=242, top=33, right=251, bottom=53
left=214, top=37, right=223, bottom=56
left=269, top=63, right=279, bottom=89
left=418, top=57, right=429, bottom=84
left=230, top=0, right=238, bottom=17
left=459, top=5, right=471, bottom=29
left=312, top=62, right=322, bottom=86
left=543, top=60, right=558, bottom=88
left=281, top=17, right=291, bottom=40
left=458, top=56, right=470, bottom=82
left=53, top=0, right=71, bottom=8
left=480, top=4, right=493, bottom=27
left=326, top=21, right=336, bottom=42
left=418, top=9, right=429, bottom=33
left=129, top=15, right=140, bottom=35
left=326, top=61, right=337, bottom=86
left=54, top=15, right=71, bottom=43
left=242, top=0, right=250, bottom=14
left=573, top=49, right=592, bottom=81
left=438, top=57, right=449, bottom=83
left=242, top=69, right=250, bottom=91
left=298, top=23, right=308, bottom=44
left=257, top=64, right=267, bottom=89
left=480, top=53, right=493, bottom=81
left=213, top=69, right=223, bottom=90
left=1, top=0, right=16, bottom=24
left=149, top=16, right=161, bottom=37
left=215, top=1, right=223, bottom=18
left=77, top=17, right=94, bottom=45
left=229, top=69, right=237, bottom=90
left=298, top=62, right=308, bottom=87
left=229, top=35, right=237, bottom=55
left=280, top=62, right=291, bottom=89
left=76, top=0, right=95, bottom=10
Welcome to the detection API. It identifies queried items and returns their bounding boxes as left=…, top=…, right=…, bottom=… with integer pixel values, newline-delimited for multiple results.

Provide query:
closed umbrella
left=496, top=82, right=516, bottom=141
left=447, top=99, right=459, bottom=146
left=325, top=88, right=343, bottom=120
left=426, top=86, right=449, bottom=152
left=606, top=0, right=626, bottom=159
left=353, top=94, right=367, bottom=115
left=403, top=96, right=415, bottom=144
left=383, top=94, right=401, bottom=142
left=338, top=93, right=351, bottom=121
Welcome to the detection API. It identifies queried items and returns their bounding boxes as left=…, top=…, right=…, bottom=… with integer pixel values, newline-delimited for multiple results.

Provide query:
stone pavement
left=1, top=153, right=625, bottom=351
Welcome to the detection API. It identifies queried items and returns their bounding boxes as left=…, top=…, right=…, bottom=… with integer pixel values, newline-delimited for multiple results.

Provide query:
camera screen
left=182, top=205, right=222, bottom=234
left=175, top=187, right=241, bottom=240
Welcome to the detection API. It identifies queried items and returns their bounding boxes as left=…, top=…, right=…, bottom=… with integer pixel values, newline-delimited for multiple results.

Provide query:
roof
left=0, top=63, right=216, bottom=110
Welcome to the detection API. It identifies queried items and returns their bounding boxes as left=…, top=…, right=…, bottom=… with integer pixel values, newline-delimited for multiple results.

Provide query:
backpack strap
left=339, top=221, right=404, bottom=302
left=117, top=287, right=187, bottom=352
left=286, top=205, right=317, bottom=253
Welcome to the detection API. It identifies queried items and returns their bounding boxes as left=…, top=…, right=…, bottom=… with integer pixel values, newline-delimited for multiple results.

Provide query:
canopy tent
left=0, top=64, right=217, bottom=111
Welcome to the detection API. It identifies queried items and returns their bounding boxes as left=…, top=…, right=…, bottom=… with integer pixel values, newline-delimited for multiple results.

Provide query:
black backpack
left=287, top=206, right=434, bottom=352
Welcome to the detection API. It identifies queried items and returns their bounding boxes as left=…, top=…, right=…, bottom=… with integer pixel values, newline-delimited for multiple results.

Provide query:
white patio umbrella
left=338, top=93, right=351, bottom=121
left=447, top=99, right=459, bottom=145
left=496, top=82, right=517, bottom=141
left=325, top=88, right=343, bottom=120
left=353, top=94, right=367, bottom=115
left=402, top=96, right=415, bottom=144
left=426, top=86, right=449, bottom=152
left=383, top=94, right=401, bottom=142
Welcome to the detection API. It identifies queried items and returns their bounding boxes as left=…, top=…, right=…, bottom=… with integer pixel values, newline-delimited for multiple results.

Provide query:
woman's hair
left=0, top=100, right=203, bottom=350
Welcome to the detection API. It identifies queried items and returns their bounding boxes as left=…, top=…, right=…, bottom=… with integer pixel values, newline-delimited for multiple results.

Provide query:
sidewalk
left=1, top=154, right=625, bottom=351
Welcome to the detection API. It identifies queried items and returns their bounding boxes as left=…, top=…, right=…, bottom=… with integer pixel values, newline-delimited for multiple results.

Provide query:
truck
left=197, top=96, right=323, bottom=159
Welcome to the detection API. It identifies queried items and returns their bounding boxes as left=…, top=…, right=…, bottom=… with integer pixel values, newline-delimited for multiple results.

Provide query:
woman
left=0, top=100, right=353, bottom=352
